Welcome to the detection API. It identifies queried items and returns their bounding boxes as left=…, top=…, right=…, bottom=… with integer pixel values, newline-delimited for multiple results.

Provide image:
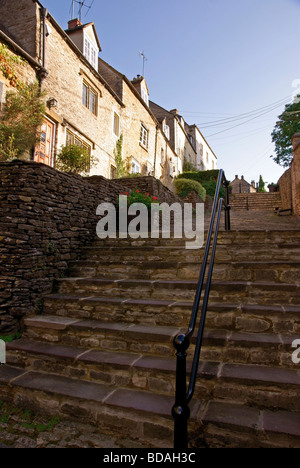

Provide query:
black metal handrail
left=172, top=169, right=231, bottom=449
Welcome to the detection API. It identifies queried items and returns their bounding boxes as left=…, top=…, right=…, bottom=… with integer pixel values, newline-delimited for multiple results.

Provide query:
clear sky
left=41, top=0, right=300, bottom=185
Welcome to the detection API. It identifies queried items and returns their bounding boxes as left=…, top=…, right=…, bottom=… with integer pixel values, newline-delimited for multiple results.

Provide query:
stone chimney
left=241, top=175, right=244, bottom=180
left=68, top=18, right=82, bottom=30
left=170, top=109, right=179, bottom=115
left=235, top=175, right=239, bottom=179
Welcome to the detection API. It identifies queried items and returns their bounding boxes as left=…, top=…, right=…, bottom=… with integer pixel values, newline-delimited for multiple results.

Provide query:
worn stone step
left=0, top=365, right=191, bottom=447
left=20, top=314, right=299, bottom=369
left=197, top=401, right=300, bottom=448
left=49, top=280, right=300, bottom=314
left=68, top=258, right=300, bottom=284
left=23, top=315, right=180, bottom=357
left=81, top=244, right=300, bottom=263
left=6, top=339, right=300, bottom=412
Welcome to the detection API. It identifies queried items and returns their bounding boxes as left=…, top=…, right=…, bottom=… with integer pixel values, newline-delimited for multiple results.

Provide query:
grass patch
left=0, top=333, right=21, bottom=343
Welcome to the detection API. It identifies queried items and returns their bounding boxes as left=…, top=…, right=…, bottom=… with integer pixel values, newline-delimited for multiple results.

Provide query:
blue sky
left=41, top=0, right=300, bottom=185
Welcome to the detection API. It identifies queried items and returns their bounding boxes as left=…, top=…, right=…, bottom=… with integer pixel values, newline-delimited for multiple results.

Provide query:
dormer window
left=141, top=88, right=149, bottom=106
left=84, top=34, right=98, bottom=70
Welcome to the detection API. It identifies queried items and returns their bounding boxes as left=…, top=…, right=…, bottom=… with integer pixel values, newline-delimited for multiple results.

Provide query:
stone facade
left=0, top=0, right=184, bottom=191
left=230, top=175, right=256, bottom=194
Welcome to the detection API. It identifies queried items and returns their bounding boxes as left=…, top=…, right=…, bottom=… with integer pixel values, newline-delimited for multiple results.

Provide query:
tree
left=0, top=82, right=45, bottom=161
left=271, top=95, right=300, bottom=168
left=258, top=175, right=266, bottom=193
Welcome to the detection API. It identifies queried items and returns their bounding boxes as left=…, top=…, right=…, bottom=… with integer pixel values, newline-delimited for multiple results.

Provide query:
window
left=82, top=82, right=97, bottom=115
left=140, top=123, right=149, bottom=148
left=131, top=159, right=141, bottom=174
left=113, top=112, right=120, bottom=136
left=66, top=129, right=91, bottom=171
left=200, top=144, right=203, bottom=156
left=206, top=151, right=209, bottom=163
left=84, top=35, right=98, bottom=70
left=212, top=160, right=215, bottom=170
left=161, top=148, right=165, bottom=166
left=163, top=124, right=170, bottom=140
left=141, top=88, right=149, bottom=106
left=110, top=165, right=116, bottom=179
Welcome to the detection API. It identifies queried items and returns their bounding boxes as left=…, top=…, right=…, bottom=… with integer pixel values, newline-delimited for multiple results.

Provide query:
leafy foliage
left=271, top=96, right=300, bottom=167
left=177, top=170, right=224, bottom=198
left=119, top=189, right=159, bottom=209
left=55, top=144, right=94, bottom=175
left=258, top=175, right=266, bottom=193
left=114, top=134, right=125, bottom=178
left=0, top=82, right=45, bottom=160
left=175, top=178, right=206, bottom=201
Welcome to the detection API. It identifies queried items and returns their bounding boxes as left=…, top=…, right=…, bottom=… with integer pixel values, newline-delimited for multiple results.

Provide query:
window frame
left=66, top=129, right=92, bottom=172
left=84, top=34, right=98, bottom=70
left=140, top=123, right=149, bottom=149
left=82, top=81, right=98, bottom=115
left=131, top=158, right=141, bottom=174
left=113, top=112, right=120, bottom=137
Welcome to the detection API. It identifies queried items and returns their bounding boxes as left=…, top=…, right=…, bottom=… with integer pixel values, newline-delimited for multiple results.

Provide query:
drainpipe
left=153, top=125, right=158, bottom=177
left=41, top=8, right=48, bottom=70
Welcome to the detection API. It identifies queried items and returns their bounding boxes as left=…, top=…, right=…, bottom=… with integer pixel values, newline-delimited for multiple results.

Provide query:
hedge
left=177, top=170, right=225, bottom=198
left=174, top=178, right=206, bottom=201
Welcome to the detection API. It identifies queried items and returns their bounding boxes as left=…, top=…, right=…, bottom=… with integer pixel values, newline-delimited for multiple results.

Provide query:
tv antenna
left=70, top=0, right=95, bottom=22
left=139, top=51, right=148, bottom=77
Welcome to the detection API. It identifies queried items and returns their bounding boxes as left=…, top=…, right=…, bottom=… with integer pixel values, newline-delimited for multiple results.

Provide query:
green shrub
left=177, top=170, right=225, bottom=198
left=56, top=144, right=96, bottom=175
left=175, top=178, right=206, bottom=201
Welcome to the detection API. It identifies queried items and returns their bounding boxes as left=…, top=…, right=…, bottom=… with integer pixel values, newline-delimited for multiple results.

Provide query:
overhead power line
left=195, top=96, right=290, bottom=129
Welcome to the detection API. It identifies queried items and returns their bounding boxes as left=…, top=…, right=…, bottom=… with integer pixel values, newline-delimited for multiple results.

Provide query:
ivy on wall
left=0, top=44, right=26, bottom=89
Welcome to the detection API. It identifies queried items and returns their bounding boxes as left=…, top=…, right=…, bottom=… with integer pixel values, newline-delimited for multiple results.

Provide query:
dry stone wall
left=0, top=160, right=121, bottom=335
left=0, top=164, right=186, bottom=334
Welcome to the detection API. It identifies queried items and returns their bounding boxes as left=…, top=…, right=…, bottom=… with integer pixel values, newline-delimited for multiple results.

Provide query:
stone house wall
left=0, top=0, right=39, bottom=60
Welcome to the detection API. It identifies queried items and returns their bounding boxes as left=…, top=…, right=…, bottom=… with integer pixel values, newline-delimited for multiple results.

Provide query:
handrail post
left=172, top=333, right=190, bottom=449
left=224, top=179, right=231, bottom=231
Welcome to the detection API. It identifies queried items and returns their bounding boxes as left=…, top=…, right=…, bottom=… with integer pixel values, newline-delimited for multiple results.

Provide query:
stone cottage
left=230, top=175, right=257, bottom=194
left=0, top=0, right=217, bottom=190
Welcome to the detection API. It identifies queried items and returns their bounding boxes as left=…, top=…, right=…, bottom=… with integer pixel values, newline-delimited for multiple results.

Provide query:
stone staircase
left=230, top=193, right=281, bottom=211
left=1, top=223, right=300, bottom=448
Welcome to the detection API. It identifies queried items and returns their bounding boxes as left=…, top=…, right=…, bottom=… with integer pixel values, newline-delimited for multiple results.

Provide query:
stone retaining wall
left=0, top=160, right=121, bottom=334
left=0, top=164, right=187, bottom=334
left=278, top=134, right=300, bottom=216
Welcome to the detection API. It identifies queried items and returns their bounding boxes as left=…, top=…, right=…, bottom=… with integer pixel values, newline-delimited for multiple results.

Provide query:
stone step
left=94, top=230, right=300, bottom=249
left=1, top=365, right=299, bottom=448
left=197, top=401, right=300, bottom=448
left=20, top=315, right=299, bottom=369
left=50, top=279, right=300, bottom=310
left=0, top=365, right=196, bottom=448
left=6, top=339, right=300, bottom=412
left=68, top=259, right=300, bottom=284
left=80, top=244, right=300, bottom=263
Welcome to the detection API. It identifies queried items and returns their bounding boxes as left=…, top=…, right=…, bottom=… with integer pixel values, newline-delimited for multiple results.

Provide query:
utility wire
left=180, top=95, right=290, bottom=128
left=196, top=96, right=290, bottom=129
left=205, top=100, right=290, bottom=138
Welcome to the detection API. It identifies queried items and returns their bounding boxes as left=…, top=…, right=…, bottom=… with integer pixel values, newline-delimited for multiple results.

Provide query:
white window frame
left=140, top=123, right=149, bottom=149
left=84, top=34, right=98, bottom=70
left=141, top=88, right=149, bottom=106
left=163, top=124, right=170, bottom=140
left=131, top=158, right=141, bottom=174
